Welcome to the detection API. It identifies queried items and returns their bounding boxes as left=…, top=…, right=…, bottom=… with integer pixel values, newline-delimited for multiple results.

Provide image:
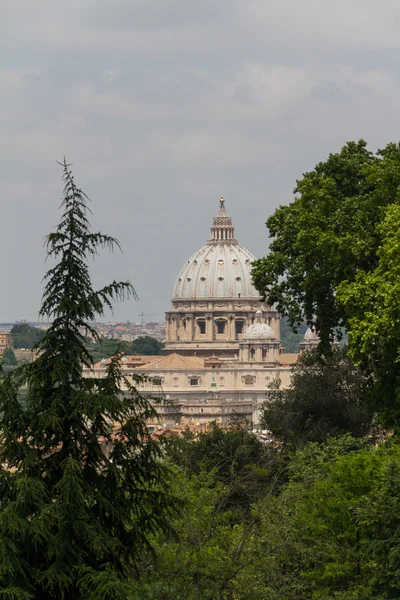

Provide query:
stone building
left=87, top=199, right=300, bottom=428
left=0, top=332, right=13, bottom=355
left=164, top=198, right=279, bottom=358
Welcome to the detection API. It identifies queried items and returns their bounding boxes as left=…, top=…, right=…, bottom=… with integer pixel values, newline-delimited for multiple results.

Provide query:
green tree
left=262, top=348, right=373, bottom=448
left=88, top=336, right=163, bottom=362
left=251, top=140, right=400, bottom=350
left=280, top=317, right=307, bottom=353
left=0, top=159, right=173, bottom=599
left=2, top=347, right=18, bottom=367
left=338, top=203, right=400, bottom=426
left=11, top=323, right=45, bottom=348
left=130, top=467, right=258, bottom=600
left=252, top=140, right=400, bottom=425
left=166, top=419, right=286, bottom=516
left=250, top=436, right=385, bottom=599
left=88, top=338, right=131, bottom=362
left=130, top=336, right=163, bottom=355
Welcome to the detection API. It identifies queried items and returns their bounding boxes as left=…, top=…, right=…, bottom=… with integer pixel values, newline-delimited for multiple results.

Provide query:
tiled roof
left=92, top=355, right=161, bottom=369
left=279, top=353, right=299, bottom=365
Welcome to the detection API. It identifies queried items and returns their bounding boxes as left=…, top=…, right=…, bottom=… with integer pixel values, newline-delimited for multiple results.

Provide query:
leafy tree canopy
left=0, top=159, right=173, bottom=599
left=89, top=335, right=164, bottom=362
left=1, top=347, right=18, bottom=369
left=252, top=140, right=400, bottom=346
left=262, top=348, right=374, bottom=449
left=166, top=419, right=286, bottom=516
left=252, top=140, right=400, bottom=425
left=130, top=335, right=164, bottom=356
left=10, top=322, right=45, bottom=348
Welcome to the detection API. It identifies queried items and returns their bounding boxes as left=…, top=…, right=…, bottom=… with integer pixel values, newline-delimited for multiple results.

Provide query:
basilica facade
left=89, top=199, right=316, bottom=428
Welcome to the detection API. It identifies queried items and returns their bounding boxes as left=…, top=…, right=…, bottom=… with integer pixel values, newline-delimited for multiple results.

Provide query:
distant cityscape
left=0, top=320, right=166, bottom=343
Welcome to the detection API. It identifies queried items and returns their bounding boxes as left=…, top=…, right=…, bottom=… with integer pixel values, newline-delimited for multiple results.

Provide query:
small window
left=190, top=378, right=199, bottom=386
left=216, top=321, right=226, bottom=334
left=235, top=276, right=241, bottom=281
left=200, top=277, right=206, bottom=282
left=198, top=321, right=206, bottom=334
left=250, top=347, right=256, bottom=360
left=152, top=377, right=163, bottom=386
left=235, top=321, right=244, bottom=335
left=218, top=276, right=224, bottom=282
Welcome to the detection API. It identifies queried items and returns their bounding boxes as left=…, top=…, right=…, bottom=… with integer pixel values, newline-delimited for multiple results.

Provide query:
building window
left=198, top=320, right=206, bottom=334
left=250, top=347, right=256, bottom=360
left=190, top=378, right=199, bottom=386
left=152, top=377, right=163, bottom=386
left=216, top=320, right=226, bottom=334
left=235, top=321, right=244, bottom=335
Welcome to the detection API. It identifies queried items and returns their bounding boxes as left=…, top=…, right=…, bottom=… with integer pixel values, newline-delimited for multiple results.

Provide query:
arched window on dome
left=197, top=320, right=206, bottom=335
left=250, top=347, right=256, bottom=361
left=262, top=347, right=267, bottom=361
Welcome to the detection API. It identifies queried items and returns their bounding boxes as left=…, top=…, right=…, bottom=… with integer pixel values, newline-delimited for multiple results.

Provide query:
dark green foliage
left=0, top=159, right=173, bottom=599
left=88, top=336, right=163, bottom=362
left=280, top=317, right=307, bottom=352
left=10, top=323, right=45, bottom=349
left=165, top=419, right=286, bottom=516
left=262, top=348, right=374, bottom=449
left=88, top=338, right=131, bottom=362
left=130, top=335, right=163, bottom=356
left=2, top=347, right=18, bottom=367
left=252, top=140, right=400, bottom=426
left=252, top=140, right=400, bottom=350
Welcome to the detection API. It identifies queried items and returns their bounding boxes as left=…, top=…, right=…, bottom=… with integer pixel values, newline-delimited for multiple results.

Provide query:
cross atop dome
left=209, top=197, right=237, bottom=244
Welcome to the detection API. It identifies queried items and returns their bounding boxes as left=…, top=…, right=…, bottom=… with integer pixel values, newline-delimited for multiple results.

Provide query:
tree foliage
left=130, top=335, right=164, bottom=356
left=89, top=336, right=164, bottom=362
left=166, top=419, right=286, bottom=515
left=252, top=140, right=400, bottom=424
left=10, top=323, right=45, bottom=349
left=2, top=347, right=18, bottom=367
left=262, top=348, right=374, bottom=448
left=252, top=140, right=400, bottom=347
left=0, top=159, right=173, bottom=599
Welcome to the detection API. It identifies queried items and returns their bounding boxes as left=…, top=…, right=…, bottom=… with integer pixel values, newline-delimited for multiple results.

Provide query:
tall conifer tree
left=0, top=159, right=172, bottom=599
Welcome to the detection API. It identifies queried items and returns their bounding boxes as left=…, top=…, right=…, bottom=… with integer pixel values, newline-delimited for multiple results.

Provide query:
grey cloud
left=2, top=0, right=400, bottom=321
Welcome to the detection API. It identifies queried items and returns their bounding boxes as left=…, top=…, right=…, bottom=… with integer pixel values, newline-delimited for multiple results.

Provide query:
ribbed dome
left=243, top=310, right=275, bottom=340
left=172, top=198, right=260, bottom=300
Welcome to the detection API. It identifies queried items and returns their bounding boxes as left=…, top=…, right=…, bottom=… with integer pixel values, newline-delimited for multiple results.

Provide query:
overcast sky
left=2, top=0, right=400, bottom=323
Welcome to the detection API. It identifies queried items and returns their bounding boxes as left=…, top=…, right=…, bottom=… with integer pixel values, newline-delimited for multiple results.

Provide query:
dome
left=173, top=198, right=260, bottom=300
left=243, top=310, right=275, bottom=340
left=304, top=327, right=319, bottom=341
